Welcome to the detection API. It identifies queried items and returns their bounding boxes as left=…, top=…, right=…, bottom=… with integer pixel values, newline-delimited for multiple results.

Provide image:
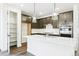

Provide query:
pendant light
left=52, top=3, right=58, bottom=20
left=32, top=3, right=37, bottom=23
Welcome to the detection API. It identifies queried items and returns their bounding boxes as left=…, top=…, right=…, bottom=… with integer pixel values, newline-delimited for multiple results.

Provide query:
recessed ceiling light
left=20, top=4, right=24, bottom=7
left=39, top=12, right=43, bottom=15
left=56, top=8, right=60, bottom=10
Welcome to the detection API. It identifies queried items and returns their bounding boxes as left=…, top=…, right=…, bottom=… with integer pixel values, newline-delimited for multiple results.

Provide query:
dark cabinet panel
left=22, top=15, right=32, bottom=23
left=52, top=16, right=59, bottom=28
left=64, top=11, right=73, bottom=24
left=31, top=19, right=39, bottom=28
left=53, top=20, right=59, bottom=28
left=59, top=11, right=73, bottom=26
left=31, top=23, right=39, bottom=28
left=42, top=18, right=53, bottom=28
left=31, top=17, right=59, bottom=28
left=38, top=19, right=44, bottom=28
left=59, top=13, right=64, bottom=26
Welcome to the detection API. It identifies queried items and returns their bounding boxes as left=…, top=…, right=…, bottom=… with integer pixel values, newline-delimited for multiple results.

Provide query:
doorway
left=7, top=11, right=18, bottom=54
left=7, top=11, right=27, bottom=55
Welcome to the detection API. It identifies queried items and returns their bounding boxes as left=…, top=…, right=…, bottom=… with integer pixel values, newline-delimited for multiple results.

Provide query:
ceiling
left=5, top=3, right=77, bottom=18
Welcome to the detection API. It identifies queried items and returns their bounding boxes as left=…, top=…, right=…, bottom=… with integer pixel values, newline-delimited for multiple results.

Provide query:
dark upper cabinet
left=59, top=11, right=73, bottom=26
left=38, top=19, right=44, bottom=28
left=31, top=17, right=59, bottom=28
left=31, top=11, right=73, bottom=30
left=31, top=19, right=43, bottom=28
left=59, top=13, right=64, bottom=26
left=31, top=19, right=39, bottom=28
left=41, top=17, right=53, bottom=28
left=52, top=16, right=59, bottom=28
left=52, top=20, right=59, bottom=28
left=21, top=15, right=32, bottom=23
left=31, top=22, right=39, bottom=28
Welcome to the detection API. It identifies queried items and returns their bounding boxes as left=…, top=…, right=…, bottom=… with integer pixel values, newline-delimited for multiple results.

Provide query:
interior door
left=7, top=11, right=17, bottom=53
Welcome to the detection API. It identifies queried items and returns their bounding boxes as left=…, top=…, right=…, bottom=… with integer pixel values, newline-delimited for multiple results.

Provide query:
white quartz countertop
left=27, top=35, right=77, bottom=49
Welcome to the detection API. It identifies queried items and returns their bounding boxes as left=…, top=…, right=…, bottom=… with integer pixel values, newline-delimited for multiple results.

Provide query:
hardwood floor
left=0, top=42, right=34, bottom=56
left=10, top=42, right=27, bottom=55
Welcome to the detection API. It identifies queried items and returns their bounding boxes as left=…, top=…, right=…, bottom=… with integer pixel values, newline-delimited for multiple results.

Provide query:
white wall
left=0, top=5, right=8, bottom=51
left=0, top=6, right=1, bottom=50
left=73, top=5, right=79, bottom=38
left=73, top=4, right=79, bottom=51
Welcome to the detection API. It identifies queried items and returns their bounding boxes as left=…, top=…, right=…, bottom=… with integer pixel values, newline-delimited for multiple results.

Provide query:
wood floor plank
left=10, top=42, right=27, bottom=54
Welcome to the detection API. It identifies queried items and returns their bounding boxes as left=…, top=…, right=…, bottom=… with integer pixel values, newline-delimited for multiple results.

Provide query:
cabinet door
left=64, top=12, right=73, bottom=24
left=39, top=19, right=44, bottom=28
left=22, top=15, right=32, bottom=23
left=52, top=16, right=59, bottom=28
left=41, top=18, right=47, bottom=28
left=31, top=23, right=39, bottom=28
left=53, top=20, right=59, bottom=28
left=59, top=13, right=65, bottom=26
left=26, top=17, right=32, bottom=23
left=59, top=11, right=73, bottom=26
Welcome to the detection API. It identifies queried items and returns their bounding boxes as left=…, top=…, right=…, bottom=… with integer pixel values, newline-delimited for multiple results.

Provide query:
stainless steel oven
left=60, top=26, right=72, bottom=37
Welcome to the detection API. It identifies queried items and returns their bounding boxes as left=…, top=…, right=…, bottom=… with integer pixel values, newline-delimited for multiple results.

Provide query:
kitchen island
left=27, top=35, right=77, bottom=56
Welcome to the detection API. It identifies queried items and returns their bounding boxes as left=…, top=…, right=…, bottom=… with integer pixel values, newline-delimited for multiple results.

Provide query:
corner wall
left=0, top=4, right=8, bottom=52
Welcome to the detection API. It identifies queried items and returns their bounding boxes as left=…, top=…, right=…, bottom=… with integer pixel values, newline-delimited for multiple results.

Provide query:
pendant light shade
left=32, top=3, right=37, bottom=23
left=53, top=12, right=58, bottom=16
left=32, top=16, right=37, bottom=23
